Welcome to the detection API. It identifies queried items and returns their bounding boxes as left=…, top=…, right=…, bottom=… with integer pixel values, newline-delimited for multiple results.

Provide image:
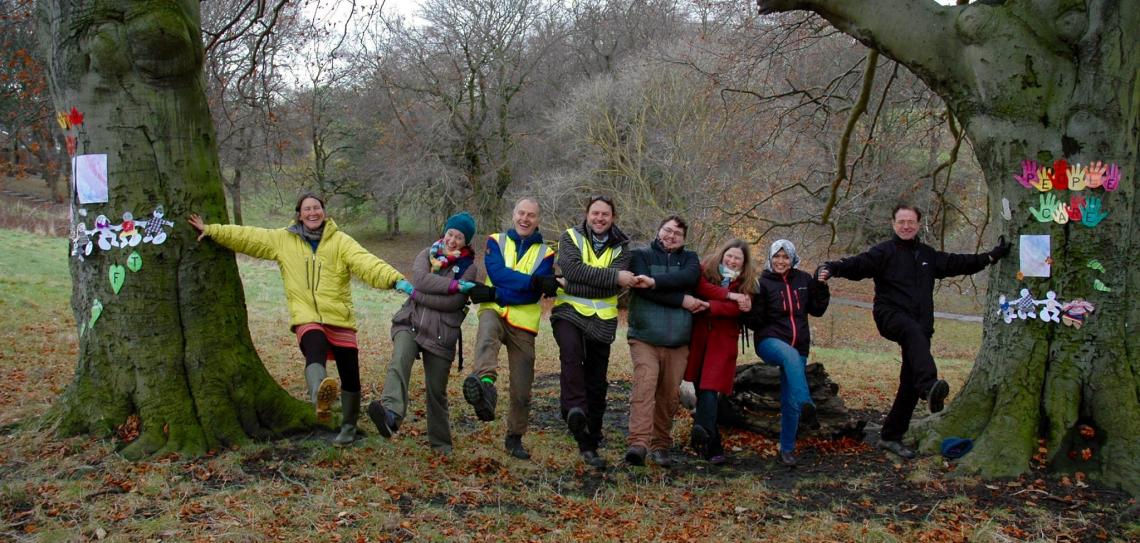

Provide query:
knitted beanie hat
left=443, top=212, right=476, bottom=246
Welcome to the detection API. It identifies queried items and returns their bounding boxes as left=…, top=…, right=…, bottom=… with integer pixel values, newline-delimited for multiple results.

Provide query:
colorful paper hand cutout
left=1051, top=160, right=1069, bottom=190
left=1080, top=195, right=1108, bottom=227
left=109, top=264, right=126, bottom=294
left=1014, top=160, right=1039, bottom=189
left=1068, top=195, right=1084, bottom=221
left=1087, top=259, right=1106, bottom=273
left=1067, top=163, right=1087, bottom=190
left=1104, top=163, right=1121, bottom=192
left=56, top=112, right=70, bottom=131
left=1030, top=193, right=1059, bottom=222
left=90, top=299, right=103, bottom=329
left=1086, top=161, right=1106, bottom=189
left=1052, top=203, right=1070, bottom=224
left=1093, top=279, right=1111, bottom=292
left=1001, top=198, right=1012, bottom=221
left=1032, top=166, right=1054, bottom=192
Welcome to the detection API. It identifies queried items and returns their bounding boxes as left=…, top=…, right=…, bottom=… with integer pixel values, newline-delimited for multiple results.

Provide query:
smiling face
left=721, top=247, right=745, bottom=272
left=443, top=228, right=466, bottom=252
left=513, top=199, right=540, bottom=237
left=657, top=219, right=685, bottom=252
left=297, top=197, right=326, bottom=230
left=586, top=200, right=614, bottom=236
left=771, top=249, right=792, bottom=275
left=892, top=208, right=919, bottom=240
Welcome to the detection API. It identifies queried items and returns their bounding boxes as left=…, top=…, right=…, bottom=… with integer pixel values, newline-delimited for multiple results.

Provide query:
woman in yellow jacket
left=188, top=193, right=404, bottom=446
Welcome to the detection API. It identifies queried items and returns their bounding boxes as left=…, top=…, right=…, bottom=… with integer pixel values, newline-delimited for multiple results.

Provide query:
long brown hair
left=701, top=239, right=757, bottom=295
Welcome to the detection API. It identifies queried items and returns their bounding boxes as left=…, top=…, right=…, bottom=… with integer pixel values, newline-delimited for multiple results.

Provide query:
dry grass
left=1, top=228, right=1136, bottom=542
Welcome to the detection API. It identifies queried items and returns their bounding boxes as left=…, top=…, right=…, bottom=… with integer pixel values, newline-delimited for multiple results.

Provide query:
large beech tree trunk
left=38, top=0, right=313, bottom=458
left=759, top=0, right=1139, bottom=494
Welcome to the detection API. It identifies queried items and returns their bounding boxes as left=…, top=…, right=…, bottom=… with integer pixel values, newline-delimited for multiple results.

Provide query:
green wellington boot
left=333, top=391, right=361, bottom=447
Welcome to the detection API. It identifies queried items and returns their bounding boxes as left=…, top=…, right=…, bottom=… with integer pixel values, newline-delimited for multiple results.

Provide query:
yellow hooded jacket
left=204, top=219, right=403, bottom=330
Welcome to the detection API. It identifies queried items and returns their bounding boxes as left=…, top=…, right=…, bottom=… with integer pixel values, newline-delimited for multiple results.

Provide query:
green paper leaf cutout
left=127, top=251, right=142, bottom=272
left=1093, top=279, right=1111, bottom=292
left=109, top=264, right=126, bottom=294
left=1087, top=259, right=1106, bottom=273
left=89, top=299, right=103, bottom=329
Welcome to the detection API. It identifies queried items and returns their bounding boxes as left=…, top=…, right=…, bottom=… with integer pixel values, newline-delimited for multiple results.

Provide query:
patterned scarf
left=430, top=239, right=473, bottom=273
left=718, top=264, right=740, bottom=287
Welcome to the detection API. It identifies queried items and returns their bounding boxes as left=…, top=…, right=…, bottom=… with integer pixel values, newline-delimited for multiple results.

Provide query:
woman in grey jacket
left=367, top=212, right=480, bottom=454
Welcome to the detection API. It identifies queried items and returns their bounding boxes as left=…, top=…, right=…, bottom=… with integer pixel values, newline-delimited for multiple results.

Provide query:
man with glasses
left=819, top=204, right=1009, bottom=459
left=623, top=215, right=704, bottom=467
left=552, top=195, right=636, bottom=469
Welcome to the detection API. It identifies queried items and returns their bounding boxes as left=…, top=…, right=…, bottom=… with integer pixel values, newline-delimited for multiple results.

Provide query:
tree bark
left=38, top=0, right=314, bottom=458
left=758, top=0, right=1139, bottom=494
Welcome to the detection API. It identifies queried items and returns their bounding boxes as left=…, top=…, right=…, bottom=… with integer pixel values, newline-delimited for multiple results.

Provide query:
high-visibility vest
left=480, top=232, right=550, bottom=333
left=554, top=228, right=621, bottom=320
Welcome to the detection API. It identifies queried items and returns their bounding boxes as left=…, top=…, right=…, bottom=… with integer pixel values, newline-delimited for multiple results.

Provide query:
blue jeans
left=756, top=337, right=812, bottom=453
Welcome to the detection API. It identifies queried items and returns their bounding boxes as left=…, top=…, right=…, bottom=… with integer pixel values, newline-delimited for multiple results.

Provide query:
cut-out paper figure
left=1032, top=166, right=1053, bottom=192
left=997, top=295, right=1016, bottom=324
left=140, top=206, right=174, bottom=245
left=1103, top=163, right=1121, bottom=192
left=1013, top=288, right=1038, bottom=320
left=1086, top=161, right=1106, bottom=189
left=1037, top=291, right=1062, bottom=323
left=1014, top=160, right=1039, bottom=189
left=127, top=251, right=142, bottom=273
left=1093, top=279, right=1111, bottom=292
left=1087, top=259, right=1106, bottom=273
left=1068, top=195, right=1084, bottom=222
left=1061, top=299, right=1095, bottom=328
left=93, top=214, right=119, bottom=251
left=1029, top=193, right=1058, bottom=222
left=1080, top=195, right=1108, bottom=227
left=118, top=212, right=142, bottom=247
left=71, top=223, right=93, bottom=260
left=1067, top=163, right=1087, bottom=190
left=109, top=264, right=126, bottom=294
left=1052, top=202, right=1070, bottom=224
left=1001, top=198, right=1012, bottom=221
left=1052, top=159, right=1069, bottom=190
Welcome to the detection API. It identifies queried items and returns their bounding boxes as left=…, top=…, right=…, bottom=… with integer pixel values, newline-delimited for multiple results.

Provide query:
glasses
left=894, top=219, right=919, bottom=226
left=660, top=226, right=685, bottom=238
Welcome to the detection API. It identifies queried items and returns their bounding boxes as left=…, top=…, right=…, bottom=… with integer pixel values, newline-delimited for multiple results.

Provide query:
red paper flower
left=68, top=106, right=84, bottom=127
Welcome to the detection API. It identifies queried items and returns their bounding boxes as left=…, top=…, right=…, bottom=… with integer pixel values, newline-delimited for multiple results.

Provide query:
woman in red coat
left=684, top=239, right=758, bottom=463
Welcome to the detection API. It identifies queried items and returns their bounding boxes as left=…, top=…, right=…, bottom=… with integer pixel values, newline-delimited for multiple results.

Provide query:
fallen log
left=719, top=362, right=866, bottom=440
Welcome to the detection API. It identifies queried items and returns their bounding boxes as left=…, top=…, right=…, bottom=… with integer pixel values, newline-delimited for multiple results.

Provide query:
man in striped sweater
left=551, top=195, right=636, bottom=469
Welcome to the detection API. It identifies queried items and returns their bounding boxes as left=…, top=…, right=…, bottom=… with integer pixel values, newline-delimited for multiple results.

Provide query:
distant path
left=831, top=297, right=983, bottom=323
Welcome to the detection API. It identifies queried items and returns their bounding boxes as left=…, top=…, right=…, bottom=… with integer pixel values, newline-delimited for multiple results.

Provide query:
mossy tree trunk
left=38, top=0, right=315, bottom=458
left=758, top=0, right=1139, bottom=494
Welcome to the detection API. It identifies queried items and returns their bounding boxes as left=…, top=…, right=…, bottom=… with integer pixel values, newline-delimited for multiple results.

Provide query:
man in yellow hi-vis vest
left=463, top=198, right=559, bottom=460
left=551, top=195, right=636, bottom=469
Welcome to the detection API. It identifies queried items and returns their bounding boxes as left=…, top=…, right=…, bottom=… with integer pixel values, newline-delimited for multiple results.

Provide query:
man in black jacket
left=820, top=204, right=1010, bottom=459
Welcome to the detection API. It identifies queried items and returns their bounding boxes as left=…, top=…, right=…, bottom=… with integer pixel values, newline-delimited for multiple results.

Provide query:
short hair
left=892, top=204, right=922, bottom=222
left=514, top=197, right=541, bottom=214
left=294, top=192, right=326, bottom=221
left=658, top=215, right=688, bottom=235
left=586, top=194, right=616, bottom=215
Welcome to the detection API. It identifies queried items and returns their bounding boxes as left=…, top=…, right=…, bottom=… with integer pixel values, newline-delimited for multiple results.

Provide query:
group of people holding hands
left=188, top=193, right=1010, bottom=467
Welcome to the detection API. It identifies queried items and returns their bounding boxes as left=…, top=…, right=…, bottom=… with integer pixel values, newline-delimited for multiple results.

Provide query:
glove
left=531, top=275, right=560, bottom=297
left=468, top=284, right=497, bottom=304
left=457, top=280, right=476, bottom=294
left=988, top=236, right=1011, bottom=263
left=395, top=279, right=414, bottom=296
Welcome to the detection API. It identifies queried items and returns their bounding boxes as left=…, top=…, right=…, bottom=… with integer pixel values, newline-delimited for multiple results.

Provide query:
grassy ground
left=0, top=226, right=1136, bottom=542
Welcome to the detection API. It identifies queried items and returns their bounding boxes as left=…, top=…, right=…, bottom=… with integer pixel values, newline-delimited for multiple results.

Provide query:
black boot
left=367, top=400, right=399, bottom=438
left=504, top=434, right=531, bottom=460
left=463, top=375, right=497, bottom=422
